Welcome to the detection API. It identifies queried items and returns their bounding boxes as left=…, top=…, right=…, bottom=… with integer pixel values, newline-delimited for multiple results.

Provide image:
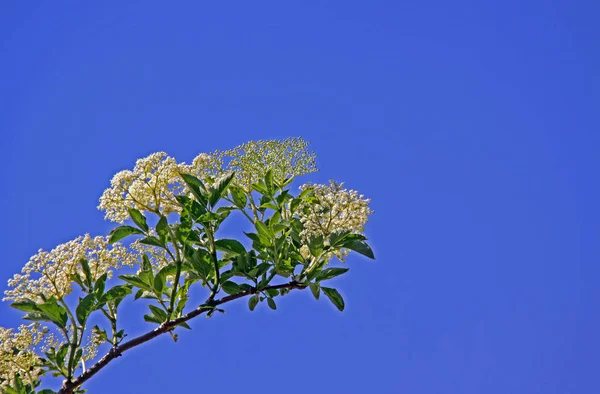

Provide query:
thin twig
left=58, top=281, right=305, bottom=394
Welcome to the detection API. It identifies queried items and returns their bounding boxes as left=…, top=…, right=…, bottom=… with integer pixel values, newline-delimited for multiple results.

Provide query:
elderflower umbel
left=4, top=235, right=137, bottom=302
left=98, top=152, right=189, bottom=223
left=298, top=181, right=373, bottom=261
left=223, top=137, right=317, bottom=190
left=0, top=323, right=46, bottom=390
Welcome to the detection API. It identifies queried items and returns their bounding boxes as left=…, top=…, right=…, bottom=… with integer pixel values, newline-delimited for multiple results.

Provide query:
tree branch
left=58, top=281, right=305, bottom=394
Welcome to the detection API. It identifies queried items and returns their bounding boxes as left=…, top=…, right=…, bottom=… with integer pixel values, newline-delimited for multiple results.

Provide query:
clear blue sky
left=1, top=1, right=598, bottom=393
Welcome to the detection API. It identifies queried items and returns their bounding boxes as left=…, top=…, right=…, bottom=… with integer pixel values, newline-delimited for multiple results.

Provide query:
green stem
left=58, top=299, right=79, bottom=380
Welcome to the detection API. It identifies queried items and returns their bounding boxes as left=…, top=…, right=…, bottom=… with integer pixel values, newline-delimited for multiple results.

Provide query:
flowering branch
left=1, top=138, right=375, bottom=393
left=57, top=281, right=306, bottom=394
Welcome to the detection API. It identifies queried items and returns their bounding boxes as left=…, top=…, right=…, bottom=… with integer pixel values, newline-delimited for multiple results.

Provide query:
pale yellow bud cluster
left=3, top=235, right=137, bottom=302
left=0, top=323, right=46, bottom=390
left=298, top=181, right=373, bottom=261
left=223, top=137, right=317, bottom=190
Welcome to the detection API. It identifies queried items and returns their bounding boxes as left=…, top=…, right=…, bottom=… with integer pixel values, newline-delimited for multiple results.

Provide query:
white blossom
left=4, top=235, right=137, bottom=302
left=0, top=323, right=47, bottom=390
left=298, top=181, right=373, bottom=261
left=98, top=152, right=189, bottom=223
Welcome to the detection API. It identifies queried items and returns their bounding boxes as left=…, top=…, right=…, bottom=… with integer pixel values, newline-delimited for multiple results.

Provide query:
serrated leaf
left=149, top=304, right=168, bottom=321
left=229, top=185, right=247, bottom=208
left=221, top=281, right=241, bottom=295
left=214, top=239, right=246, bottom=255
left=108, top=226, right=143, bottom=243
left=317, top=267, right=349, bottom=282
left=329, top=230, right=366, bottom=248
left=343, top=240, right=375, bottom=259
left=252, top=181, right=270, bottom=196
left=156, top=216, right=169, bottom=242
left=255, top=221, right=274, bottom=240
left=119, top=274, right=152, bottom=291
left=76, top=293, right=96, bottom=325
left=100, top=285, right=132, bottom=304
left=128, top=208, right=149, bottom=232
left=190, top=248, right=212, bottom=279
left=94, top=273, right=107, bottom=295
left=309, top=282, right=320, bottom=300
left=308, top=234, right=324, bottom=257
left=180, top=173, right=209, bottom=206
left=80, top=258, right=92, bottom=288
left=10, top=299, right=40, bottom=313
left=139, top=236, right=164, bottom=247
left=322, top=287, right=345, bottom=311
left=209, top=172, right=236, bottom=207
left=144, top=314, right=163, bottom=324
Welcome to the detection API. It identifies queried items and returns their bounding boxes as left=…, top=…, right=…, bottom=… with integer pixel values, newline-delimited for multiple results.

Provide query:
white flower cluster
left=98, top=152, right=188, bottom=223
left=223, top=137, right=317, bottom=190
left=4, top=235, right=137, bottom=302
left=298, top=181, right=373, bottom=261
left=0, top=323, right=46, bottom=390
left=99, top=152, right=225, bottom=223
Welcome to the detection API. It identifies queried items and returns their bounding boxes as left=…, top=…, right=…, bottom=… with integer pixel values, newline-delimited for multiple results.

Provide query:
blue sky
left=1, top=1, right=598, bottom=393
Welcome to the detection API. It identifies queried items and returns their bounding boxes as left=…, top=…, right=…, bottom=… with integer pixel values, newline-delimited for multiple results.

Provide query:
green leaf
left=248, top=294, right=259, bottom=311
left=148, top=304, right=168, bottom=321
left=37, top=298, right=69, bottom=328
left=221, top=281, right=241, bottom=295
left=229, top=185, right=247, bottom=208
left=143, top=314, right=163, bottom=324
left=176, top=195, right=207, bottom=219
left=80, top=258, right=92, bottom=288
left=265, top=288, right=279, bottom=297
left=139, top=236, right=164, bottom=247
left=264, top=169, right=274, bottom=193
left=248, top=262, right=270, bottom=279
left=267, top=297, right=277, bottom=310
left=244, top=231, right=269, bottom=247
left=108, top=226, right=144, bottom=243
left=17, top=298, right=69, bottom=328
left=214, top=239, right=246, bottom=255
left=139, top=255, right=154, bottom=284
left=37, top=390, right=57, bottom=394
left=343, top=240, right=375, bottom=259
left=322, top=287, right=345, bottom=311
left=118, top=274, right=152, bottom=291
left=100, top=286, right=132, bottom=304
left=154, top=265, right=173, bottom=295
left=128, top=208, right=149, bottom=232
left=209, top=172, right=236, bottom=207
left=94, top=273, right=107, bottom=295
left=317, top=267, right=349, bottom=282
left=156, top=216, right=169, bottom=242
left=190, top=248, right=212, bottom=280
left=329, top=230, right=366, bottom=248
left=309, top=282, right=320, bottom=300
left=10, top=299, right=40, bottom=313
left=259, top=202, right=279, bottom=211
left=180, top=173, right=209, bottom=206
left=255, top=221, right=274, bottom=240
left=252, top=181, right=270, bottom=196
left=76, top=293, right=97, bottom=325
left=307, top=234, right=324, bottom=257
